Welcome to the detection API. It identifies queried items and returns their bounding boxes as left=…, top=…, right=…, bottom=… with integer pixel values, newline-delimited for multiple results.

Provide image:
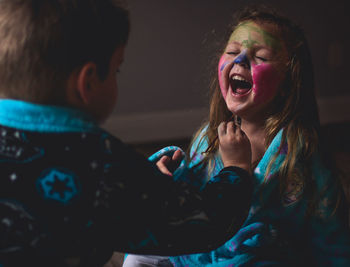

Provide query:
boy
left=0, top=0, right=252, bottom=266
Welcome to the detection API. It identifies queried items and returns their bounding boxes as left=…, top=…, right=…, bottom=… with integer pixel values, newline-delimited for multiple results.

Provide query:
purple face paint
left=218, top=55, right=230, bottom=99
left=251, top=62, right=282, bottom=104
left=219, top=60, right=229, bottom=72
left=233, top=50, right=250, bottom=69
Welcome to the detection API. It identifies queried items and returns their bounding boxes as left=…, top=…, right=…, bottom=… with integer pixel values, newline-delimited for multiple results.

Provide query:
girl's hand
left=218, top=121, right=252, bottom=173
left=156, top=149, right=183, bottom=176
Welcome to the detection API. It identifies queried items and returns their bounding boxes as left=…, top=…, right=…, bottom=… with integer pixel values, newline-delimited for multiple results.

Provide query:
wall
left=103, top=0, right=350, bottom=143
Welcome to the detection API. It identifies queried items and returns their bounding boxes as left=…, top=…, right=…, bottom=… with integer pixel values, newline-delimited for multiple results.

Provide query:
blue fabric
left=0, top=99, right=98, bottom=133
left=148, top=146, right=188, bottom=181
left=169, top=128, right=350, bottom=266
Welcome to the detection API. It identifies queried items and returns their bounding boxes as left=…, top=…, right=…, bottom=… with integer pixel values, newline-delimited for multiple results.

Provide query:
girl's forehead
left=228, top=21, right=282, bottom=51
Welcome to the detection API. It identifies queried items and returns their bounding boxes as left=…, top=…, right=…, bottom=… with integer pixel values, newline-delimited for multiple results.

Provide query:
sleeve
left=305, top=157, right=350, bottom=266
left=92, top=135, right=253, bottom=256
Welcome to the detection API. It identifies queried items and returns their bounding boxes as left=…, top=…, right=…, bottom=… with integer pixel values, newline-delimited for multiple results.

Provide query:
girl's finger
left=172, top=149, right=183, bottom=161
left=226, top=121, right=236, bottom=135
left=218, top=121, right=227, bottom=136
left=170, top=149, right=183, bottom=170
left=156, top=156, right=173, bottom=176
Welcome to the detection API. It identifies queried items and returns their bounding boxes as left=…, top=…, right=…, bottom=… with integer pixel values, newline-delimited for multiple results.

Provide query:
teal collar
left=0, top=99, right=99, bottom=133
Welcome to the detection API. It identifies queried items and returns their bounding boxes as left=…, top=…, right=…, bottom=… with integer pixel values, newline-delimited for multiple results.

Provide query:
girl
left=169, top=6, right=350, bottom=267
left=124, top=5, right=350, bottom=267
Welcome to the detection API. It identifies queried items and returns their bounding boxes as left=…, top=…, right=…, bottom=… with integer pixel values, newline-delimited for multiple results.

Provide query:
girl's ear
left=76, top=62, right=99, bottom=105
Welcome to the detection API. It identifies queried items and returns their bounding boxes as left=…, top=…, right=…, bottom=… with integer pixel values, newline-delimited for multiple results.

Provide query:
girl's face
left=218, top=21, right=288, bottom=120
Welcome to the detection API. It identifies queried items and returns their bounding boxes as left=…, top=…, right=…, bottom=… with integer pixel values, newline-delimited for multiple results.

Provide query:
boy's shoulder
left=0, top=123, right=127, bottom=162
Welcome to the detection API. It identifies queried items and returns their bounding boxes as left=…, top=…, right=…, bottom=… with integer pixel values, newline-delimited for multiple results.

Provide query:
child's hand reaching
left=218, top=121, right=252, bottom=173
left=156, top=149, right=183, bottom=176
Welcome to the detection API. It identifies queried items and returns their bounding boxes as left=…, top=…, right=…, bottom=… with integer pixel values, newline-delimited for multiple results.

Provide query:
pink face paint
left=218, top=55, right=230, bottom=99
left=251, top=62, right=282, bottom=104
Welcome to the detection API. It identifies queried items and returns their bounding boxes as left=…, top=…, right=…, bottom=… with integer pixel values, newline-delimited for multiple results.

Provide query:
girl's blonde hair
left=191, top=5, right=326, bottom=208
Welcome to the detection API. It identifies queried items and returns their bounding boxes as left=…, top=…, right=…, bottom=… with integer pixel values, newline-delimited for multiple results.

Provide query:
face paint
left=218, top=50, right=251, bottom=100
left=217, top=21, right=288, bottom=118
left=251, top=62, right=282, bottom=104
left=219, top=59, right=229, bottom=72
left=230, top=22, right=282, bottom=51
left=218, top=55, right=230, bottom=99
left=233, top=50, right=250, bottom=69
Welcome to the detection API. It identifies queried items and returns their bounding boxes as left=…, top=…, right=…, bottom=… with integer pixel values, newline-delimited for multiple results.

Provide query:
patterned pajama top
left=169, top=127, right=350, bottom=267
left=0, top=100, right=252, bottom=267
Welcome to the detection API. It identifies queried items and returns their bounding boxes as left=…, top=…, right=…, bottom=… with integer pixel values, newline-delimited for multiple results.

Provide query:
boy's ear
left=75, top=62, right=99, bottom=105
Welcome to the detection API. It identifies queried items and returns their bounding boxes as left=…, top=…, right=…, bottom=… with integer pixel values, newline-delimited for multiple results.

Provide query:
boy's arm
left=94, top=137, right=252, bottom=256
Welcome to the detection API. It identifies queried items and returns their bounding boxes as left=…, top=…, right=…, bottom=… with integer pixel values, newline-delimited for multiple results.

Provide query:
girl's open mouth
left=230, top=75, right=252, bottom=95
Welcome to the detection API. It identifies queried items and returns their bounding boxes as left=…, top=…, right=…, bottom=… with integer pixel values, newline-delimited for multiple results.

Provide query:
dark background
left=116, top=0, right=349, bottom=112
left=103, top=0, right=350, bottom=144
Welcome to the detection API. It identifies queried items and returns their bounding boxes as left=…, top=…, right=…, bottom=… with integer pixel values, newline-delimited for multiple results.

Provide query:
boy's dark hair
left=0, top=0, right=130, bottom=104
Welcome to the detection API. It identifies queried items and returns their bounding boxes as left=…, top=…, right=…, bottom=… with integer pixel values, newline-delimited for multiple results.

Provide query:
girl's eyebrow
left=252, top=44, right=272, bottom=51
left=227, top=41, right=274, bottom=53
left=226, top=41, right=241, bottom=46
left=231, top=41, right=241, bottom=45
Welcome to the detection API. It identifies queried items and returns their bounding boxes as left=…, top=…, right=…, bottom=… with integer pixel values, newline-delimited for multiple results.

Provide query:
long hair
left=191, top=5, right=323, bottom=205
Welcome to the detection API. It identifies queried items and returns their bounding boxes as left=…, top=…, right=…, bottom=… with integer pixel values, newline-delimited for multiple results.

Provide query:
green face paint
left=241, top=38, right=258, bottom=48
left=228, top=21, right=282, bottom=52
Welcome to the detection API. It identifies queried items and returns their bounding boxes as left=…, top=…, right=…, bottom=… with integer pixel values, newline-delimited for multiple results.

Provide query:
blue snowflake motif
left=100, top=134, right=113, bottom=154
left=36, top=168, right=80, bottom=204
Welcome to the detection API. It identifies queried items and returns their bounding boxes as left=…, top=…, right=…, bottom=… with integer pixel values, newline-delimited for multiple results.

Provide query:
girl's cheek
left=251, top=63, right=282, bottom=104
left=218, top=55, right=230, bottom=99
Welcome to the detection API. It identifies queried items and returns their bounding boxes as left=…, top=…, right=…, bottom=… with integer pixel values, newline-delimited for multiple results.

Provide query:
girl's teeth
left=232, top=76, right=248, bottom=82
left=230, top=75, right=253, bottom=91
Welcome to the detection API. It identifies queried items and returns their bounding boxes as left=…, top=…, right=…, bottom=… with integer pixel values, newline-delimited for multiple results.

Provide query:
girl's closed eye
left=255, top=56, right=267, bottom=62
left=254, top=49, right=272, bottom=63
left=226, top=51, right=240, bottom=56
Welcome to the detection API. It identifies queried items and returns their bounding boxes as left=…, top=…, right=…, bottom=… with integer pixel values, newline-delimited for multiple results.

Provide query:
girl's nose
left=233, top=51, right=250, bottom=69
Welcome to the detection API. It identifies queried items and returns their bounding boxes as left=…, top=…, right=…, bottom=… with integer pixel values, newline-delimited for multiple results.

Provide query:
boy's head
left=0, top=0, right=129, bottom=110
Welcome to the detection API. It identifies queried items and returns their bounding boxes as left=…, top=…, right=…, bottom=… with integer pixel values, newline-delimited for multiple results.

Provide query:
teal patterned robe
left=167, top=128, right=350, bottom=266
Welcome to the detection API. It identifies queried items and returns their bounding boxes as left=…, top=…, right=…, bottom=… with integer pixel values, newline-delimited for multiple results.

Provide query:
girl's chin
left=225, top=99, right=258, bottom=118
left=226, top=103, right=247, bottom=115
